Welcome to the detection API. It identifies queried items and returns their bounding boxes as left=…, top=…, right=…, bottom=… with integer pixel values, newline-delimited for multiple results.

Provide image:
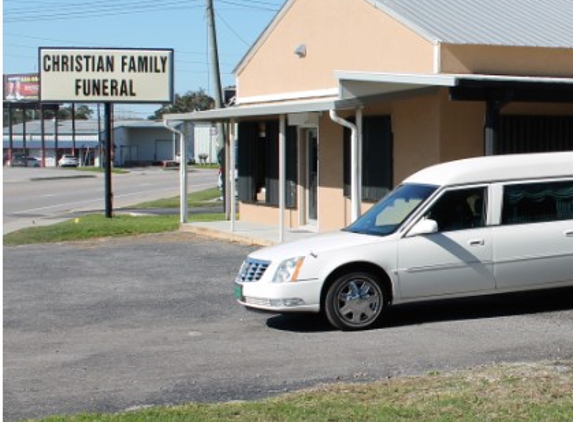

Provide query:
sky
left=2, top=0, right=286, bottom=119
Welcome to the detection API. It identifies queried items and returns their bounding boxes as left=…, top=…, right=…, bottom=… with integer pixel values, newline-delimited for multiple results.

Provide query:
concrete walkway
left=181, top=220, right=318, bottom=246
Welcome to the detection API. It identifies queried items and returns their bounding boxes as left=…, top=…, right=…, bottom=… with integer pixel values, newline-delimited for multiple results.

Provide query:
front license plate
left=234, top=283, right=243, bottom=300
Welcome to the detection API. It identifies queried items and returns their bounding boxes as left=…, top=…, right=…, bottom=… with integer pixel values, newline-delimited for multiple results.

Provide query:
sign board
left=39, top=47, right=174, bottom=103
left=4, top=73, right=40, bottom=101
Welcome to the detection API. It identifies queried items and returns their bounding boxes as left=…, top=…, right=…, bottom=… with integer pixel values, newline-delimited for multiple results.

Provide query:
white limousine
left=234, top=152, right=573, bottom=330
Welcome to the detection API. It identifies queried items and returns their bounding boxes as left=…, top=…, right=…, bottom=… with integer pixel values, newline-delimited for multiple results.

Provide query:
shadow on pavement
left=265, top=286, right=573, bottom=333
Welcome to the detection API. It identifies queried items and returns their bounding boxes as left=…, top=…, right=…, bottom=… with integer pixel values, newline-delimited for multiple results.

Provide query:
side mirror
left=407, top=219, right=438, bottom=237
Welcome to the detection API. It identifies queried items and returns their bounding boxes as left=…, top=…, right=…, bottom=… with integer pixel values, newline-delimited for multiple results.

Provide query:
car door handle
left=565, top=230, right=573, bottom=238
left=468, top=239, right=485, bottom=246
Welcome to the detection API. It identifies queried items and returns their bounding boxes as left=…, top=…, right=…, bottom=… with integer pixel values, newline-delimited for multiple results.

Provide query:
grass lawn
left=67, top=166, right=130, bottom=174
left=28, top=361, right=573, bottom=421
left=3, top=188, right=225, bottom=246
left=3, top=213, right=226, bottom=246
left=135, top=187, right=222, bottom=209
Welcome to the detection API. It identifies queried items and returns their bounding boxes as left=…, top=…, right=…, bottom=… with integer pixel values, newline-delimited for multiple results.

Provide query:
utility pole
left=205, top=0, right=229, bottom=217
left=206, top=0, right=224, bottom=109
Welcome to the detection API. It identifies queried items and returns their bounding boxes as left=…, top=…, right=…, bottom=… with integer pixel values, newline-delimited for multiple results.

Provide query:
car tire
left=324, top=271, right=386, bottom=331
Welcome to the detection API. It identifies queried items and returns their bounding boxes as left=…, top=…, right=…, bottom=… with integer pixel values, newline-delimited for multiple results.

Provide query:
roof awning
left=164, top=97, right=340, bottom=122
left=165, top=72, right=573, bottom=123
left=336, top=71, right=573, bottom=103
left=336, top=71, right=457, bottom=100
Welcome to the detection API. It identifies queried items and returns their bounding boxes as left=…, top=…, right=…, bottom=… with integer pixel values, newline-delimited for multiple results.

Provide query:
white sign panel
left=39, top=48, right=174, bottom=103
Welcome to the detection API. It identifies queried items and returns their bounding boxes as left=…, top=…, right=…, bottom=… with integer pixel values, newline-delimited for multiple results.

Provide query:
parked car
left=8, top=155, right=40, bottom=167
left=58, top=155, right=79, bottom=167
left=234, top=152, right=573, bottom=330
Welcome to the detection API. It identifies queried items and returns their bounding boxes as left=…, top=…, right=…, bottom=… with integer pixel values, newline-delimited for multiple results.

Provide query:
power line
left=3, top=32, right=244, bottom=58
left=4, top=2, right=203, bottom=22
left=4, top=0, right=202, bottom=15
left=217, top=0, right=280, bottom=12
left=215, top=11, right=251, bottom=47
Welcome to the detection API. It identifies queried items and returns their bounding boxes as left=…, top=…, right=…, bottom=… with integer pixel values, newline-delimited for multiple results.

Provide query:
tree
left=45, top=104, right=94, bottom=120
left=3, top=104, right=94, bottom=126
left=148, top=89, right=215, bottom=120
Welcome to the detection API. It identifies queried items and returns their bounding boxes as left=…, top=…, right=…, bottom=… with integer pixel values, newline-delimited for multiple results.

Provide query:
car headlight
left=272, top=257, right=305, bottom=283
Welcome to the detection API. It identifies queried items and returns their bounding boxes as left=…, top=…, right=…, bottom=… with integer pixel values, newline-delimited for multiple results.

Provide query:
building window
left=237, top=121, right=297, bottom=208
left=498, top=115, right=573, bottom=154
left=343, top=116, right=393, bottom=202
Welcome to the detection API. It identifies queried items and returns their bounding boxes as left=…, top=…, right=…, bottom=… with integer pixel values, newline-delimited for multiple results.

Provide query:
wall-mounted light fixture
left=294, top=43, right=307, bottom=58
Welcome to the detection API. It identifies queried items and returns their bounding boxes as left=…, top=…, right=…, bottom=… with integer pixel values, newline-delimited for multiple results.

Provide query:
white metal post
left=230, top=119, right=236, bottom=232
left=180, top=125, right=188, bottom=223
left=356, top=107, right=363, bottom=219
left=163, top=120, right=187, bottom=224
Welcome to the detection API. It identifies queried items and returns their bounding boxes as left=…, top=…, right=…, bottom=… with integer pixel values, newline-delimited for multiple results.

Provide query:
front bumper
left=235, top=279, right=322, bottom=313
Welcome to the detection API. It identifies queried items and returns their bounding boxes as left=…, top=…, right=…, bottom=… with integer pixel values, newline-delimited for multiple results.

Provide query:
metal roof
left=3, top=119, right=169, bottom=135
left=335, top=71, right=573, bottom=101
left=367, top=0, right=573, bottom=48
left=164, top=97, right=339, bottom=122
left=163, top=71, right=573, bottom=122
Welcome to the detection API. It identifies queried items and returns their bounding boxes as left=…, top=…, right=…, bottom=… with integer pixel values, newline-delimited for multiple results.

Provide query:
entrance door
left=307, top=129, right=318, bottom=224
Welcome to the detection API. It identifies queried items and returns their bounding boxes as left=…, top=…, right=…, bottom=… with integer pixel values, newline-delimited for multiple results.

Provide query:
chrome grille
left=236, top=258, right=270, bottom=282
left=245, top=297, right=271, bottom=307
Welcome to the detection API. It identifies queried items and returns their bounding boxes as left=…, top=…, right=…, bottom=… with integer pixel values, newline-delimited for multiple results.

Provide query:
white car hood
left=249, top=230, right=383, bottom=262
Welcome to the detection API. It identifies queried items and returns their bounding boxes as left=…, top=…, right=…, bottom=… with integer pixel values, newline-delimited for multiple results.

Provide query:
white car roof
left=404, top=152, right=573, bottom=187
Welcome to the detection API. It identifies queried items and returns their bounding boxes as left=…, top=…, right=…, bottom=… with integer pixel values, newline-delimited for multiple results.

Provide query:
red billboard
left=3, top=73, right=40, bottom=101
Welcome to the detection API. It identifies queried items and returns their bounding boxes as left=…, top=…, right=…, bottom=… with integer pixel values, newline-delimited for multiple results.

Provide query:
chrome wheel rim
left=334, top=276, right=383, bottom=328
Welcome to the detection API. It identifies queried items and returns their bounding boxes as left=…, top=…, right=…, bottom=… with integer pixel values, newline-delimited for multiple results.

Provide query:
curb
left=180, top=224, right=275, bottom=247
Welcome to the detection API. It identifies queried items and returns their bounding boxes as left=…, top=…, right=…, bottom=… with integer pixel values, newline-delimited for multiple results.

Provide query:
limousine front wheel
left=324, top=272, right=386, bottom=330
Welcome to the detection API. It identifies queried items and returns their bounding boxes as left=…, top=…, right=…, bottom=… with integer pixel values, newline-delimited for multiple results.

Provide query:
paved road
left=3, top=166, right=218, bottom=234
left=4, top=233, right=573, bottom=421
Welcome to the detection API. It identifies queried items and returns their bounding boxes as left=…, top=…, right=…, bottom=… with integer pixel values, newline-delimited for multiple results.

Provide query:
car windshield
left=344, top=183, right=438, bottom=236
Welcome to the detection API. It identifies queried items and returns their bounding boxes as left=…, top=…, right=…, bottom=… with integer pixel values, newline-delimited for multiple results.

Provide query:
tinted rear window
left=502, top=180, right=573, bottom=225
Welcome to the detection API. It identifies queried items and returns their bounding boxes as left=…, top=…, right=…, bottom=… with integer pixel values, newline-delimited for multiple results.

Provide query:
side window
left=501, top=180, right=573, bottom=225
left=423, top=187, right=487, bottom=232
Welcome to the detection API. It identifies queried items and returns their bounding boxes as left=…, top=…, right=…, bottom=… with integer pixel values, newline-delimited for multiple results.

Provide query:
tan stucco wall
left=317, top=115, right=347, bottom=231
left=437, top=90, right=485, bottom=162
left=237, top=0, right=434, bottom=99
left=391, top=94, right=441, bottom=182
left=239, top=202, right=299, bottom=228
left=238, top=94, right=573, bottom=232
left=441, top=44, right=573, bottom=77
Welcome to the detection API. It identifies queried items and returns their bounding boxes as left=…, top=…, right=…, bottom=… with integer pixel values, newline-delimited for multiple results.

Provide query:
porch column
left=179, top=124, right=188, bottom=223
left=279, top=114, right=286, bottom=242
left=356, top=107, right=363, bottom=219
left=229, top=119, right=237, bottom=232
left=485, top=100, right=506, bottom=156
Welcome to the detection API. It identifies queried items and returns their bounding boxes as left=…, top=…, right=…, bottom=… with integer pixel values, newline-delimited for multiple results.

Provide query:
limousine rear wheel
left=324, top=271, right=386, bottom=331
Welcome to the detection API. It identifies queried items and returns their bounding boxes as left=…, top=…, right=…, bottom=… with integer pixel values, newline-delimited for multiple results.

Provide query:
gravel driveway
left=4, top=232, right=573, bottom=421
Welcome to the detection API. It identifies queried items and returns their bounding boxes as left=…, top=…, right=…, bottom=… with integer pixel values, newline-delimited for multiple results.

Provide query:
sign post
left=39, top=47, right=174, bottom=217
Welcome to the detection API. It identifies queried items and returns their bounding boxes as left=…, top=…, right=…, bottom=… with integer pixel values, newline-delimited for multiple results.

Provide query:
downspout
left=329, top=109, right=361, bottom=222
left=163, top=120, right=188, bottom=224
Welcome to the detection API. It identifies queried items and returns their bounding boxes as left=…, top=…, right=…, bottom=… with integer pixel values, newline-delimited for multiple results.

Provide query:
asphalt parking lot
left=4, top=232, right=573, bottom=421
